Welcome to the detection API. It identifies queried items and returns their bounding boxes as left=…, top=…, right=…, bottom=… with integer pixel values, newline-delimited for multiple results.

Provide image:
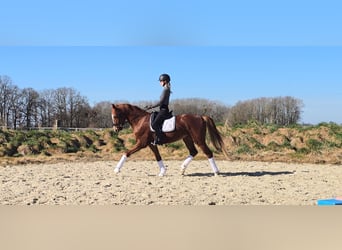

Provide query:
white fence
left=1, top=126, right=105, bottom=132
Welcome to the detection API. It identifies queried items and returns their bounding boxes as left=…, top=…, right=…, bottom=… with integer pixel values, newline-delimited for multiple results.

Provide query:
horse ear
left=112, top=104, right=116, bottom=109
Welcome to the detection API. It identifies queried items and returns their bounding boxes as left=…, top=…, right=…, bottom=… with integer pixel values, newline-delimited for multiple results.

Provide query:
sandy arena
left=1, top=160, right=341, bottom=205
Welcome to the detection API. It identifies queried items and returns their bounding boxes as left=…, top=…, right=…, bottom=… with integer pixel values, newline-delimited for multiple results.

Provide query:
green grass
left=236, top=144, right=252, bottom=154
left=306, top=139, right=323, bottom=152
left=128, top=138, right=136, bottom=145
left=165, top=142, right=184, bottom=150
left=1, top=123, right=342, bottom=161
left=266, top=141, right=281, bottom=151
left=249, top=137, right=265, bottom=150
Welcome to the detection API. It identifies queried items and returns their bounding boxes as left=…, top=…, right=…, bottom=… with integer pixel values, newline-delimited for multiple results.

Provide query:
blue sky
left=1, top=0, right=341, bottom=124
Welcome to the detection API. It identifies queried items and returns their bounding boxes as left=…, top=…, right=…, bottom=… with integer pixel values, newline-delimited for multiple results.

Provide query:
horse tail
left=202, top=116, right=229, bottom=158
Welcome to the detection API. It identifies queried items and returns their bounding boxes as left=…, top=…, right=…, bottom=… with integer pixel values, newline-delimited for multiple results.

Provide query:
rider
left=146, top=73, right=172, bottom=145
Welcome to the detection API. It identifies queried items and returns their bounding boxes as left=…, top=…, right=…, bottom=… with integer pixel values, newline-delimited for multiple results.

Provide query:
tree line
left=1, top=75, right=303, bottom=129
left=227, top=96, right=303, bottom=126
left=0, top=76, right=91, bottom=129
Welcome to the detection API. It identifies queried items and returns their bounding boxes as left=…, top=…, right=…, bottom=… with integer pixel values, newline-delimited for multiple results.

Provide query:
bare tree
left=72, top=95, right=91, bottom=128
left=38, top=89, right=57, bottom=127
left=19, top=88, right=40, bottom=128
left=7, top=85, right=22, bottom=129
left=170, top=98, right=230, bottom=122
left=90, top=101, right=113, bottom=128
left=227, top=96, right=303, bottom=126
left=0, top=75, right=15, bottom=127
left=53, top=87, right=91, bottom=128
left=54, top=87, right=68, bottom=127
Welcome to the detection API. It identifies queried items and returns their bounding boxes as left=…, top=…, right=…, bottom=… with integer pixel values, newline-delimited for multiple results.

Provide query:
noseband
left=112, top=113, right=126, bottom=131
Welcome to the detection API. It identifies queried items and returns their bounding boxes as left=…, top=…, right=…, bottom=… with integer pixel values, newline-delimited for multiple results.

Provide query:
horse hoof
left=214, top=172, right=219, bottom=177
left=158, top=168, right=166, bottom=177
left=180, top=168, right=186, bottom=176
left=114, top=168, right=120, bottom=174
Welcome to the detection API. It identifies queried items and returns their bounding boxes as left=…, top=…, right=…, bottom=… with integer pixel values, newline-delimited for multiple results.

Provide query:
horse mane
left=113, top=103, right=147, bottom=114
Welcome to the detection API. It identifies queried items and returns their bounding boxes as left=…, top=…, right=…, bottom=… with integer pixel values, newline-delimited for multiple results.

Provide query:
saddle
left=150, top=111, right=176, bottom=132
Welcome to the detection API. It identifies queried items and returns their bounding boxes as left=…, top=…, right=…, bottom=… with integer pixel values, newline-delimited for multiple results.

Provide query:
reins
left=112, top=106, right=150, bottom=131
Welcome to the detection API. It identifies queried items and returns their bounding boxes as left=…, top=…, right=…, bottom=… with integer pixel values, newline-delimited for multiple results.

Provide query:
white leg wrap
left=181, top=155, right=193, bottom=169
left=180, top=155, right=193, bottom=175
left=158, top=160, right=166, bottom=177
left=208, top=157, right=219, bottom=174
left=115, top=155, right=127, bottom=173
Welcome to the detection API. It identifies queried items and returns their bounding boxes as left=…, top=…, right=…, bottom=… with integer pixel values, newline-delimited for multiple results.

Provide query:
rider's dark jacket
left=151, top=85, right=171, bottom=110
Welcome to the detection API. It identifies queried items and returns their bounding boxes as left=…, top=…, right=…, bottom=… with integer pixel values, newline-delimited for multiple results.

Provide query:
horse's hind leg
left=197, top=142, right=219, bottom=176
left=148, top=144, right=167, bottom=177
left=180, top=136, right=198, bottom=175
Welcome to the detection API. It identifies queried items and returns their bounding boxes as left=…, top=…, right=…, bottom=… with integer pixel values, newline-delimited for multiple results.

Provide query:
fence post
left=53, top=120, right=58, bottom=130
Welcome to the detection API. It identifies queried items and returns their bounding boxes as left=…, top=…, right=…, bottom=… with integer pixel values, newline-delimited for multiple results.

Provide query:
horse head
left=111, top=104, right=127, bottom=132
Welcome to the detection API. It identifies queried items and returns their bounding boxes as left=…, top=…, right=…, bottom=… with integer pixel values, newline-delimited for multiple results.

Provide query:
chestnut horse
left=111, top=103, right=228, bottom=176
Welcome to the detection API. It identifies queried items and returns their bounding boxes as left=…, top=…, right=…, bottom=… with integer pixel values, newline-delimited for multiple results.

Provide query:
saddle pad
left=150, top=116, right=176, bottom=132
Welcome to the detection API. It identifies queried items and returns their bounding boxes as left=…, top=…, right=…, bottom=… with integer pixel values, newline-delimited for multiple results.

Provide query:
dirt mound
left=1, top=123, right=341, bottom=165
left=223, top=123, right=342, bottom=164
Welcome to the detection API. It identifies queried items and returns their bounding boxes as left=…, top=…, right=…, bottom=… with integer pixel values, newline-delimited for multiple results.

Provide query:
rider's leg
left=151, top=110, right=167, bottom=145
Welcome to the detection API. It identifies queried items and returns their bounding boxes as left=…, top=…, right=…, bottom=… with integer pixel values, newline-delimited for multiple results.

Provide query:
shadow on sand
left=186, top=170, right=295, bottom=177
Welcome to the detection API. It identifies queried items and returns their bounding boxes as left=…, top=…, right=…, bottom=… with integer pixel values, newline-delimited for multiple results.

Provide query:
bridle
left=111, top=105, right=147, bottom=132
left=112, top=112, right=126, bottom=132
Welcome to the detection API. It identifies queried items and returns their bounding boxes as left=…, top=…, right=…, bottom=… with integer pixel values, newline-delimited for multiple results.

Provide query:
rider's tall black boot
left=153, top=128, right=163, bottom=145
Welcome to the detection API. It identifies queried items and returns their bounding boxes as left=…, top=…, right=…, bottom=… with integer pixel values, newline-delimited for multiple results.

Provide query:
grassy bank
left=1, top=122, right=341, bottom=165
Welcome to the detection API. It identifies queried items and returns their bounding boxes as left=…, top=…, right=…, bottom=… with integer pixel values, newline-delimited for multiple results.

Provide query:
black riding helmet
left=159, top=73, right=171, bottom=82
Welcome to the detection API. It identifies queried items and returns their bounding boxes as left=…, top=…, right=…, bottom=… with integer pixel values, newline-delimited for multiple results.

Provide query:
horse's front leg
left=148, top=144, right=167, bottom=177
left=114, top=143, right=146, bottom=174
